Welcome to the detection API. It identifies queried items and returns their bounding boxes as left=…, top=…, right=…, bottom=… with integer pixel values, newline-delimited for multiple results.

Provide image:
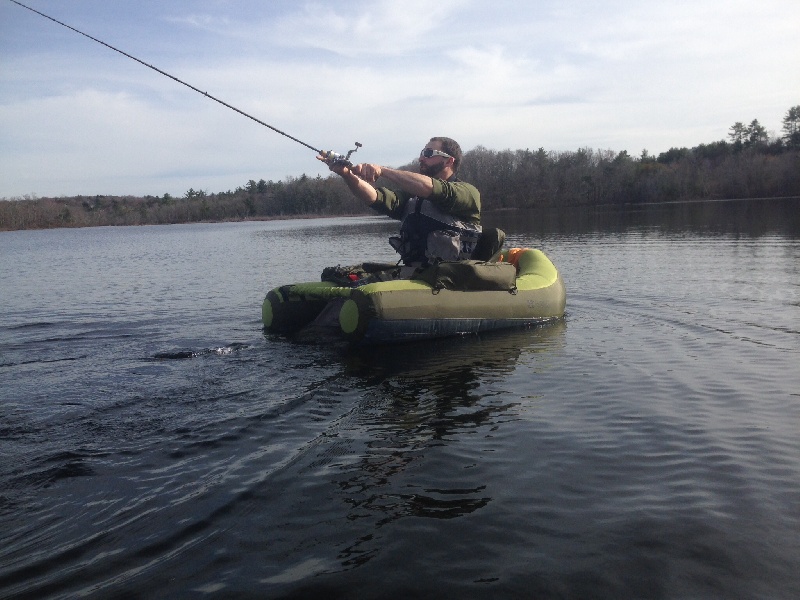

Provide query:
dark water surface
left=1, top=199, right=799, bottom=599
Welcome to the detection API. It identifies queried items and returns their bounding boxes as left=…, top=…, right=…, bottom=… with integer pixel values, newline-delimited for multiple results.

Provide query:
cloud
left=262, top=0, right=466, bottom=56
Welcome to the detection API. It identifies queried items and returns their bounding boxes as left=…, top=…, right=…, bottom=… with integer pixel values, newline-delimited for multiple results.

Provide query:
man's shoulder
left=435, top=177, right=480, bottom=197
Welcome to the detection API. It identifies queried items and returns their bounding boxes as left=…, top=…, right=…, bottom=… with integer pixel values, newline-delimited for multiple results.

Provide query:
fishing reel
left=319, top=142, right=362, bottom=166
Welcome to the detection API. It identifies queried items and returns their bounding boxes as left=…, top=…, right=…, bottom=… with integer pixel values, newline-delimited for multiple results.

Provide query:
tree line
left=2, top=105, right=798, bottom=231
left=0, top=175, right=367, bottom=231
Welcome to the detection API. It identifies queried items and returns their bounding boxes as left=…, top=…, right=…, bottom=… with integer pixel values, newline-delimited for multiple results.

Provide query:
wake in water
left=152, top=342, right=252, bottom=360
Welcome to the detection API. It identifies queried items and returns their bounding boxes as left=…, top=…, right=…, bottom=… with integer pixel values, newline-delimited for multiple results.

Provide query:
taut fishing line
left=7, top=0, right=361, bottom=164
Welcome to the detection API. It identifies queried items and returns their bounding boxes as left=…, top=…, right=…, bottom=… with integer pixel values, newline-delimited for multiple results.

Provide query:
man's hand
left=316, top=153, right=351, bottom=176
left=315, top=155, right=379, bottom=205
left=351, top=163, right=382, bottom=183
left=317, top=156, right=383, bottom=184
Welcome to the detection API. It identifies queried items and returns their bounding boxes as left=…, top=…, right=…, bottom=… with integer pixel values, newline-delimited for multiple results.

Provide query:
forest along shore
left=2, top=140, right=799, bottom=232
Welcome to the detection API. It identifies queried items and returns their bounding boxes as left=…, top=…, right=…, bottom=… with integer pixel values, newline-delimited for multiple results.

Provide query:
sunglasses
left=420, top=148, right=452, bottom=159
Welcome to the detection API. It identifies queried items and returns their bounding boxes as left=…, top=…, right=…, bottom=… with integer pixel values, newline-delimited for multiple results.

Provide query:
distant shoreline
left=2, top=196, right=799, bottom=233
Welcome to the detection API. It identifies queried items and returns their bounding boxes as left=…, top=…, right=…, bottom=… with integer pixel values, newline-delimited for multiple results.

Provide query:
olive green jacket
left=370, top=177, right=481, bottom=224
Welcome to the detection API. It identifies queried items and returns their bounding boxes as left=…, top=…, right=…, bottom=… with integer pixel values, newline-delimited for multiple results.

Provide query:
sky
left=1, top=0, right=798, bottom=199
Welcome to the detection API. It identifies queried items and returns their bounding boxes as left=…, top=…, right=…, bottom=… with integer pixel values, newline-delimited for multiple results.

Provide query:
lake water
left=1, top=199, right=799, bottom=599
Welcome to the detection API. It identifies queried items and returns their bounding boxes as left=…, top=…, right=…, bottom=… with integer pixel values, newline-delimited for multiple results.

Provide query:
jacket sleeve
left=428, top=179, right=481, bottom=224
left=370, top=188, right=410, bottom=221
left=370, top=179, right=481, bottom=224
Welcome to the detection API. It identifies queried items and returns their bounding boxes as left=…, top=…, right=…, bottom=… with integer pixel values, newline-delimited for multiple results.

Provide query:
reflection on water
left=323, top=325, right=567, bottom=561
left=238, top=323, right=570, bottom=580
left=344, top=321, right=566, bottom=389
left=489, top=197, right=800, bottom=238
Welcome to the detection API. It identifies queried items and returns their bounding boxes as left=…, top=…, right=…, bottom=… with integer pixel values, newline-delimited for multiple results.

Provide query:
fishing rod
left=8, top=0, right=361, bottom=165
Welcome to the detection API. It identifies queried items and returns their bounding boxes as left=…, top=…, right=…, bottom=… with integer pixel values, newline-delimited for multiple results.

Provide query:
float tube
left=263, top=247, right=566, bottom=345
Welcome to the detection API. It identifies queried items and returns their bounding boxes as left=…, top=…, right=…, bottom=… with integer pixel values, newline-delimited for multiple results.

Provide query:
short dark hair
left=429, top=137, right=462, bottom=174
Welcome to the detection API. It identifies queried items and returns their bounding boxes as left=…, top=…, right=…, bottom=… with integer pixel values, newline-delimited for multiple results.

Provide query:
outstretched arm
left=353, top=164, right=434, bottom=198
left=318, top=155, right=434, bottom=203
left=318, top=157, right=378, bottom=205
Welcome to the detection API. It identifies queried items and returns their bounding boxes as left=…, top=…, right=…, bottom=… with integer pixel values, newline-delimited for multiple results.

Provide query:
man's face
left=419, top=141, right=452, bottom=177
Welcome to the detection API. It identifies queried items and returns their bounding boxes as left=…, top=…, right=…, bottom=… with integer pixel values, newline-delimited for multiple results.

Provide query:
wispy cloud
left=262, top=0, right=465, bottom=56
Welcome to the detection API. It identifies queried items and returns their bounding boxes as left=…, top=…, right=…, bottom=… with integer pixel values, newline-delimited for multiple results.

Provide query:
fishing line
left=8, top=0, right=361, bottom=162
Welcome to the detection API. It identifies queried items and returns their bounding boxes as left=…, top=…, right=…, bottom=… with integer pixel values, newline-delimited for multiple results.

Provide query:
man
left=320, top=137, right=481, bottom=266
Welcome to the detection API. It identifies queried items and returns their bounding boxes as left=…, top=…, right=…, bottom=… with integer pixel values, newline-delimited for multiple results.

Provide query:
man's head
left=419, top=137, right=462, bottom=179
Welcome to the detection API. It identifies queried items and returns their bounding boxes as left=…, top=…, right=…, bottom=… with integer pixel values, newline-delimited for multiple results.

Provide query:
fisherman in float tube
left=319, top=137, right=482, bottom=271
left=9, top=4, right=488, bottom=273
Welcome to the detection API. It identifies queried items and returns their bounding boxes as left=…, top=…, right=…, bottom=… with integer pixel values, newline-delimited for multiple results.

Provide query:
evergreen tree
left=746, top=119, right=768, bottom=147
left=782, top=105, right=800, bottom=148
left=728, top=122, right=746, bottom=146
